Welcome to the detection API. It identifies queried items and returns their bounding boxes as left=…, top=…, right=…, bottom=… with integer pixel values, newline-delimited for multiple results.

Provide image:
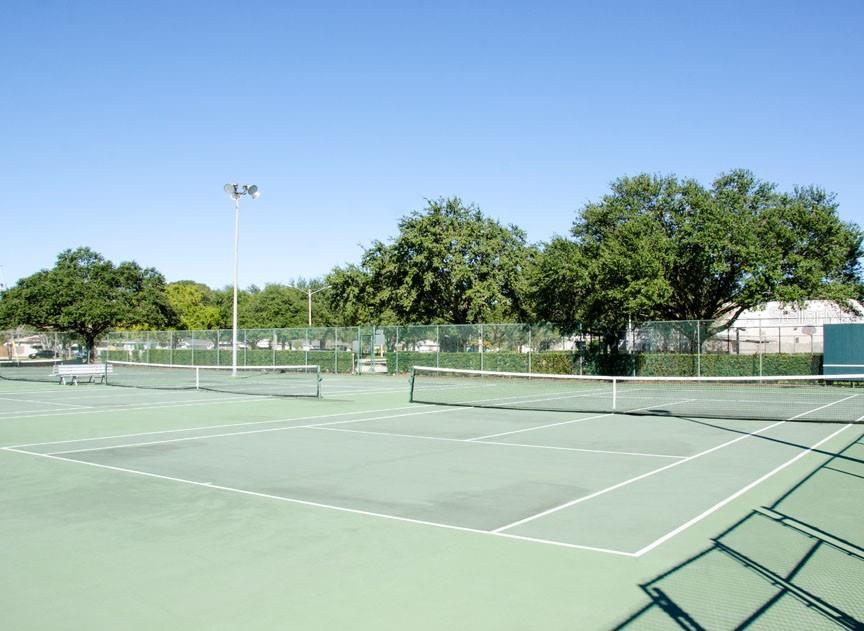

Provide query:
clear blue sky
left=2, top=1, right=862, bottom=290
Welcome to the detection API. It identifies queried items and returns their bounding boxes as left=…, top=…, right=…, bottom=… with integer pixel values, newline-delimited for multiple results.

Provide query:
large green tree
left=166, top=281, right=223, bottom=330
left=240, top=284, right=305, bottom=328
left=0, top=247, right=176, bottom=358
left=327, top=197, right=534, bottom=324
left=529, top=170, right=864, bottom=335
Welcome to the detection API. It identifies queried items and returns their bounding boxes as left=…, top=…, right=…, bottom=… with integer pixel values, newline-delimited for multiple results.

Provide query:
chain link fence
left=94, top=317, right=853, bottom=377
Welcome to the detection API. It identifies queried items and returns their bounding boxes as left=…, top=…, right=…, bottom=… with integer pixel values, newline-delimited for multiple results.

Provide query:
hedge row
left=103, top=349, right=823, bottom=377
left=103, top=349, right=355, bottom=373
left=386, top=351, right=822, bottom=376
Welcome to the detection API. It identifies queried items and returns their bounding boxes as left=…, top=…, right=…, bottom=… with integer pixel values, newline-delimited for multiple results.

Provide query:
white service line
left=467, top=399, right=694, bottom=441
left=786, top=394, right=859, bottom=420
left=0, top=395, right=274, bottom=421
left=44, top=407, right=466, bottom=455
left=5, top=404, right=421, bottom=449
left=0, top=446, right=635, bottom=557
left=312, top=425, right=685, bottom=459
left=492, top=419, right=786, bottom=533
left=0, top=396, right=93, bottom=409
left=632, top=423, right=854, bottom=556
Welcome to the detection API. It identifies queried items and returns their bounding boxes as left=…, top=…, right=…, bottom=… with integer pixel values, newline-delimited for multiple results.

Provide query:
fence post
left=758, top=320, right=763, bottom=376
left=480, top=323, right=484, bottom=371
left=528, top=326, right=532, bottom=374
left=436, top=325, right=440, bottom=368
left=395, top=326, right=400, bottom=375
left=696, top=322, right=701, bottom=378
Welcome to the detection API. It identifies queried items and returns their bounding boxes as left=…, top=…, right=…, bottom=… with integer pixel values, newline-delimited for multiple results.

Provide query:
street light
left=306, top=285, right=331, bottom=326
left=224, top=183, right=260, bottom=376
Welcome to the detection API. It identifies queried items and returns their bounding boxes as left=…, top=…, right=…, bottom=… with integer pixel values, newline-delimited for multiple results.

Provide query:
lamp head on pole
left=224, top=183, right=261, bottom=201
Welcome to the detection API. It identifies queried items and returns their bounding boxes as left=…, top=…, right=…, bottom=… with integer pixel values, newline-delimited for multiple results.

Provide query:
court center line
left=632, top=423, right=854, bottom=556
left=311, top=425, right=686, bottom=459
left=492, top=419, right=786, bottom=533
left=467, top=399, right=694, bottom=441
left=1, top=447, right=636, bottom=557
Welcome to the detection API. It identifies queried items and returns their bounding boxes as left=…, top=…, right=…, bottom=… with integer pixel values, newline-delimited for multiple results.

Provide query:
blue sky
left=2, top=1, right=862, bottom=290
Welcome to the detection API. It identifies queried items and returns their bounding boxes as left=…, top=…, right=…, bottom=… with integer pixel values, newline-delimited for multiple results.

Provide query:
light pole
left=306, top=285, right=331, bottom=326
left=224, top=183, right=260, bottom=376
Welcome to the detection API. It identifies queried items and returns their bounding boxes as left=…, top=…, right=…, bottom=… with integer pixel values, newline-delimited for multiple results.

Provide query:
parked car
left=29, top=349, right=57, bottom=359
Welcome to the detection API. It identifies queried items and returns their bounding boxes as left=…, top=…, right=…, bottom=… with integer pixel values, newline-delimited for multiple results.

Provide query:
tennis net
left=0, top=359, right=64, bottom=383
left=106, top=361, right=321, bottom=398
left=409, top=366, right=864, bottom=423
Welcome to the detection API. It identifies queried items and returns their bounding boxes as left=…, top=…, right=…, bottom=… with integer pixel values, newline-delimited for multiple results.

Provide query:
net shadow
left=613, top=433, right=864, bottom=630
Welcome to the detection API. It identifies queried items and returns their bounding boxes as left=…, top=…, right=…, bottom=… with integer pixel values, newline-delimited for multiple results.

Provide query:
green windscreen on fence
left=823, top=323, right=864, bottom=376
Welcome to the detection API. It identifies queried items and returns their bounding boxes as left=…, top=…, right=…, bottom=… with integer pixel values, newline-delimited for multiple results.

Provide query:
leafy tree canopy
left=528, top=170, right=863, bottom=333
left=327, top=197, right=535, bottom=324
left=0, top=247, right=176, bottom=357
left=239, top=284, right=305, bottom=329
left=166, top=281, right=222, bottom=330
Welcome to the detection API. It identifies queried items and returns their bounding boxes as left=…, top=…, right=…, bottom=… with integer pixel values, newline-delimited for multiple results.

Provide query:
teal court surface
left=0, top=370, right=862, bottom=629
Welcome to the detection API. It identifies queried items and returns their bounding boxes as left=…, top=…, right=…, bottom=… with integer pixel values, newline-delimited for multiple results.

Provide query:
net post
left=612, top=377, right=617, bottom=410
left=195, top=367, right=200, bottom=390
left=103, top=359, right=109, bottom=384
left=409, top=367, right=416, bottom=402
left=315, top=365, right=322, bottom=398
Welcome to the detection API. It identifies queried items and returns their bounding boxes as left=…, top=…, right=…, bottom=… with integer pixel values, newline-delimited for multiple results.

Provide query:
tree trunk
left=85, top=333, right=97, bottom=363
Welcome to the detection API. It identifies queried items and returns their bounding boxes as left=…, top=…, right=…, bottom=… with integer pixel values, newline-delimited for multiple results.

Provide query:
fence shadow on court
left=614, top=434, right=864, bottom=630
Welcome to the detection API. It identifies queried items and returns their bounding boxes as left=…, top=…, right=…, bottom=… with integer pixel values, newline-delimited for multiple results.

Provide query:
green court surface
left=0, top=373, right=861, bottom=629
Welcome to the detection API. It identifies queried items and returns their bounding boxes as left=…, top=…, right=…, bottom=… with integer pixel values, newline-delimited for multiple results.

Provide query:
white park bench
left=52, top=363, right=113, bottom=385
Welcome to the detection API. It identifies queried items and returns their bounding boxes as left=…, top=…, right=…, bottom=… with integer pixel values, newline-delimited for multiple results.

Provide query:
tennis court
left=1, top=364, right=861, bottom=629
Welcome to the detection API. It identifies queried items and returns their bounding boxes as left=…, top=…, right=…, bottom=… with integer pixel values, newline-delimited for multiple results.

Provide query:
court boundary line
left=3, top=409, right=853, bottom=557
left=467, top=398, right=694, bottom=441
left=0, top=395, right=93, bottom=410
left=0, top=395, right=279, bottom=421
left=312, top=425, right=687, bottom=459
left=632, top=422, right=854, bottom=556
left=492, top=420, right=787, bottom=532
left=1, top=446, right=637, bottom=557
left=38, top=408, right=473, bottom=455
left=3, top=404, right=421, bottom=449
left=786, top=394, right=859, bottom=420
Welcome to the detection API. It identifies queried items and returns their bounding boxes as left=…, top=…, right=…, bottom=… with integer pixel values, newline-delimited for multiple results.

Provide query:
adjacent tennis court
left=1, top=364, right=861, bottom=629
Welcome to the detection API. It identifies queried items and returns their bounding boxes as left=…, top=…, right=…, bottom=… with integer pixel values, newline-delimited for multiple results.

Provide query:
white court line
left=312, top=425, right=686, bottom=459
left=468, top=399, right=694, bottom=441
left=786, top=394, right=859, bottom=420
left=0, top=395, right=275, bottom=421
left=633, top=423, right=854, bottom=556
left=5, top=404, right=420, bottom=449
left=492, top=419, right=786, bottom=533
left=0, top=396, right=93, bottom=409
left=0, top=446, right=635, bottom=557
left=44, top=407, right=466, bottom=455
left=8, top=405, right=414, bottom=449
